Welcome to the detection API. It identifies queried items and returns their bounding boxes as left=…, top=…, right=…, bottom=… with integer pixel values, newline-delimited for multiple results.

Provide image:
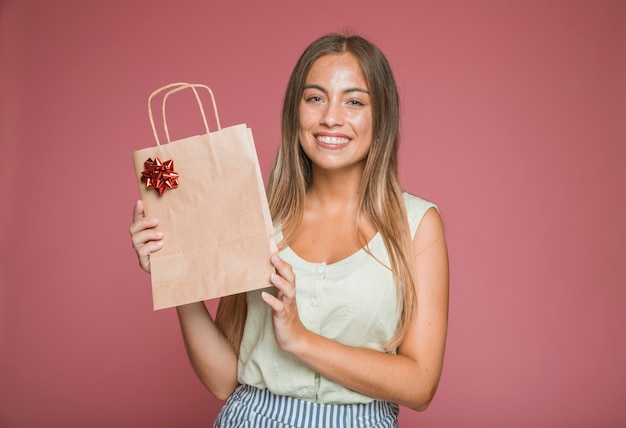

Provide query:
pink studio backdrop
left=1, top=1, right=624, bottom=427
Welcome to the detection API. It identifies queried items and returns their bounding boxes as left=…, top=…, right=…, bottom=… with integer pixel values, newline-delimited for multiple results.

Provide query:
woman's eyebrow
left=303, top=84, right=327, bottom=93
left=344, top=87, right=369, bottom=95
left=303, top=84, right=369, bottom=95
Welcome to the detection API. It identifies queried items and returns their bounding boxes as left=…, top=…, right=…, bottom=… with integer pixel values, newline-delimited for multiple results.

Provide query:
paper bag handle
left=148, top=82, right=222, bottom=146
left=162, top=83, right=222, bottom=143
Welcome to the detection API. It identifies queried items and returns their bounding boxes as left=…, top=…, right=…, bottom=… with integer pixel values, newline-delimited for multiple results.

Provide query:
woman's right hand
left=129, top=200, right=163, bottom=273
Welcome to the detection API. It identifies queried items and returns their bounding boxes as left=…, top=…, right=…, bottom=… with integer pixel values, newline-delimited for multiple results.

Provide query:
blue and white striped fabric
left=214, top=384, right=399, bottom=427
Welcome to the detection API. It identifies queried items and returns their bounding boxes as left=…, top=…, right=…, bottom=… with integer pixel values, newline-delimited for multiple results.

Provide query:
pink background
left=1, top=1, right=625, bottom=426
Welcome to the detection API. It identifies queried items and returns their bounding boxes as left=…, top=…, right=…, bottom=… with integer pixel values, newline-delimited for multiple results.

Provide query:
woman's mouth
left=316, top=135, right=350, bottom=146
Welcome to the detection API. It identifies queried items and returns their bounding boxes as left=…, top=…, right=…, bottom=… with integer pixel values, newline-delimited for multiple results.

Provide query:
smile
left=316, top=135, right=350, bottom=145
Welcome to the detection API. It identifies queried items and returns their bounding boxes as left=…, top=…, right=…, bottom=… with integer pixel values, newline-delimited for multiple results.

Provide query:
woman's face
left=298, top=53, right=373, bottom=174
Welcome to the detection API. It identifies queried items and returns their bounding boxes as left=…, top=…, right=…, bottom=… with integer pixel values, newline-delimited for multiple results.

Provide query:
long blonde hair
left=217, top=33, right=416, bottom=353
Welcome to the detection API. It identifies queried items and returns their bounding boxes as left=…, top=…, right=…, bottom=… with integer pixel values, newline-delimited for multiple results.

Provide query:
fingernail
left=155, top=231, right=163, bottom=237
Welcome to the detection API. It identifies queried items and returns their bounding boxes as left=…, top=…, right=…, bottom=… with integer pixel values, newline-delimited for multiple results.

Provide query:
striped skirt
left=214, top=384, right=399, bottom=428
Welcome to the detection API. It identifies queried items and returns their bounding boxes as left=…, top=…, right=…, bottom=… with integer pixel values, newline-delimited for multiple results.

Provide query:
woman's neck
left=307, top=164, right=364, bottom=208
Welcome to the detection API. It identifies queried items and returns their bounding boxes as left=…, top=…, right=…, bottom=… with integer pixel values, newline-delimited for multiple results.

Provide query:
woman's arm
left=175, top=302, right=239, bottom=400
left=263, top=207, right=449, bottom=410
left=129, top=201, right=239, bottom=400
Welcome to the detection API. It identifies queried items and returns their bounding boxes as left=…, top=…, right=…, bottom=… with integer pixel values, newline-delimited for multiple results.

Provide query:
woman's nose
left=320, top=102, right=343, bottom=127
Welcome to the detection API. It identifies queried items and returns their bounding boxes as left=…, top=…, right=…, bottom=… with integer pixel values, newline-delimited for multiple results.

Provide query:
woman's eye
left=347, top=99, right=364, bottom=106
left=305, top=96, right=323, bottom=103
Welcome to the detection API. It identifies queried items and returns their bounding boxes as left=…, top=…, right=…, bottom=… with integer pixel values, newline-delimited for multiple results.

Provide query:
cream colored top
left=237, top=193, right=437, bottom=404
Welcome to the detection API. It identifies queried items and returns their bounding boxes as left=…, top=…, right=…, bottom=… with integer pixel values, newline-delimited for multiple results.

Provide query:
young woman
left=130, top=33, right=449, bottom=428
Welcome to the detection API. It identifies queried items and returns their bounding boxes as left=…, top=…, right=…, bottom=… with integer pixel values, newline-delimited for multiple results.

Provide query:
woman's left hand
left=262, top=254, right=309, bottom=354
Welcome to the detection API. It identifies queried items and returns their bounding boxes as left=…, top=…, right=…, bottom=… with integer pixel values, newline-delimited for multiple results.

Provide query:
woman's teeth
left=317, top=136, right=350, bottom=145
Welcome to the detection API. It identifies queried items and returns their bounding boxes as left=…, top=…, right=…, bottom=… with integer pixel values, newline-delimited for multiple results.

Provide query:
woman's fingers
left=264, top=254, right=297, bottom=309
left=130, top=225, right=162, bottom=250
left=135, top=239, right=163, bottom=271
left=132, top=200, right=144, bottom=223
left=270, top=254, right=295, bottom=284
left=129, top=202, right=158, bottom=236
left=264, top=255, right=308, bottom=353
left=129, top=200, right=163, bottom=273
left=270, top=255, right=296, bottom=299
left=261, top=290, right=283, bottom=312
left=270, top=272, right=295, bottom=300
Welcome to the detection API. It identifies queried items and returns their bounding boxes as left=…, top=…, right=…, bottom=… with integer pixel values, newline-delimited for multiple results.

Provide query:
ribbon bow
left=141, top=157, right=179, bottom=195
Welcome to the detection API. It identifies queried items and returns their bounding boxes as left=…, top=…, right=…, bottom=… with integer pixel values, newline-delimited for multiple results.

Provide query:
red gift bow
left=141, top=157, right=179, bottom=195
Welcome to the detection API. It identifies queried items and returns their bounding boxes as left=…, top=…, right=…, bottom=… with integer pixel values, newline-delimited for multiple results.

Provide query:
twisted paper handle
left=147, top=82, right=222, bottom=146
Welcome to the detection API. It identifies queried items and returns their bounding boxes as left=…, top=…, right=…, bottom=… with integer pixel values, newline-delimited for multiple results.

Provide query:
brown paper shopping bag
left=132, top=82, right=277, bottom=309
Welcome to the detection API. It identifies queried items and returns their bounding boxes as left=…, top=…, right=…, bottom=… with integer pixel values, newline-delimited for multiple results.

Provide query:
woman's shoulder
left=402, top=192, right=438, bottom=214
left=402, top=192, right=439, bottom=236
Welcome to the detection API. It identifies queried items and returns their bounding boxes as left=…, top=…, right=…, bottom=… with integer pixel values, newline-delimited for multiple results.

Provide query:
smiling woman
left=130, top=32, right=449, bottom=428
left=298, top=53, right=374, bottom=173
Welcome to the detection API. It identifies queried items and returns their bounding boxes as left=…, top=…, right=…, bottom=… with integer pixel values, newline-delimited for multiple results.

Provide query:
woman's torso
left=237, top=193, right=436, bottom=404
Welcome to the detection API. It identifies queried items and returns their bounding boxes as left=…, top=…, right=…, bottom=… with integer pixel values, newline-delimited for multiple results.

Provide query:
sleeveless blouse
left=237, top=193, right=437, bottom=404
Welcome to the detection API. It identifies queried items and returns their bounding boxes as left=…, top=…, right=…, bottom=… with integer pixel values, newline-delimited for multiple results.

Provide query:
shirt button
left=310, top=297, right=319, bottom=307
left=298, top=388, right=310, bottom=397
left=313, top=263, right=325, bottom=273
